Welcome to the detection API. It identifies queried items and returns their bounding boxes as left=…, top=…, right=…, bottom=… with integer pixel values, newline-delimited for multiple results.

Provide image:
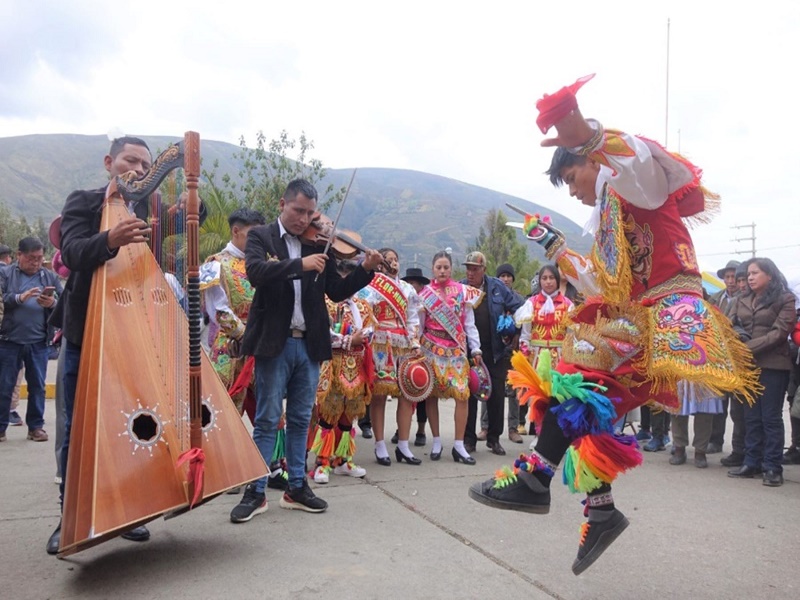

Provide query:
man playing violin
left=230, top=178, right=382, bottom=522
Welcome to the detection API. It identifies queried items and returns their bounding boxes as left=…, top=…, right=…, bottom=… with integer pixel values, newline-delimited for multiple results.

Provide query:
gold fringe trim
left=591, top=192, right=634, bottom=305
left=633, top=298, right=761, bottom=405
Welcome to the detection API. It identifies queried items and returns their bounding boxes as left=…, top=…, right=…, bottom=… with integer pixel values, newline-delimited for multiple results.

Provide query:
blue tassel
left=582, top=390, right=618, bottom=433
left=552, top=398, right=594, bottom=438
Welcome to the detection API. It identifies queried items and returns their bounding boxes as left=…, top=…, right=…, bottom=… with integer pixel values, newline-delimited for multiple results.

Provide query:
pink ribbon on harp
left=176, top=447, right=206, bottom=509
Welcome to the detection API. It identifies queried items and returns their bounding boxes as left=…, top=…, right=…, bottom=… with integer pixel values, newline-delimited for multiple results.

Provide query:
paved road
left=2, top=397, right=798, bottom=600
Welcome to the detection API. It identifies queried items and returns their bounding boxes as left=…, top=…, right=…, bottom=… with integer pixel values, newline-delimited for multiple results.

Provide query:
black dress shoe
left=720, top=453, right=744, bottom=467
left=361, top=426, right=373, bottom=439
left=375, top=451, right=391, bottom=466
left=390, top=430, right=399, bottom=444
left=452, top=447, right=476, bottom=465
left=727, top=464, right=762, bottom=478
left=430, top=447, right=442, bottom=461
left=464, top=442, right=476, bottom=453
left=121, top=525, right=150, bottom=542
left=46, top=522, right=61, bottom=555
left=395, top=447, right=422, bottom=465
left=762, top=470, right=784, bottom=487
left=487, top=441, right=506, bottom=456
left=414, top=433, right=427, bottom=447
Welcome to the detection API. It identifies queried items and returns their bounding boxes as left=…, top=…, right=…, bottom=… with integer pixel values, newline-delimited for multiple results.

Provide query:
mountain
left=0, top=134, right=591, bottom=264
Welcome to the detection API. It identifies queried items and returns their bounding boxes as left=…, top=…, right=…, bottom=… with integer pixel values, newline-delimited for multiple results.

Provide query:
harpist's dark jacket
left=241, top=220, right=374, bottom=362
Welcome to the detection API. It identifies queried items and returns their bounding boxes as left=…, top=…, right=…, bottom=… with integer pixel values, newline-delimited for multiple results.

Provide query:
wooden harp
left=59, top=132, right=268, bottom=556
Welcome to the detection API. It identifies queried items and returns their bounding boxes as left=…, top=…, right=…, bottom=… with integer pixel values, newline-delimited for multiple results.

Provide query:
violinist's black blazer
left=241, top=219, right=374, bottom=362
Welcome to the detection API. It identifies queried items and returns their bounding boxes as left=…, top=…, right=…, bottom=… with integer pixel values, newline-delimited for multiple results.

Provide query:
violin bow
left=315, top=168, right=357, bottom=281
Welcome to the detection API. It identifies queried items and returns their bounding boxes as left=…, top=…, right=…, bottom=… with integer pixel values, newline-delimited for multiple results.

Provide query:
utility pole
left=731, top=223, right=756, bottom=258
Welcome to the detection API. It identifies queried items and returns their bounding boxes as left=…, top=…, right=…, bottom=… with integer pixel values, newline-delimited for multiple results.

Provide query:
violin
left=300, top=212, right=397, bottom=276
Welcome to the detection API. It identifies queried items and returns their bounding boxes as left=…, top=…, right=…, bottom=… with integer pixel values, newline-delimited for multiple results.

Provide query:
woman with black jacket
left=726, top=257, right=796, bottom=487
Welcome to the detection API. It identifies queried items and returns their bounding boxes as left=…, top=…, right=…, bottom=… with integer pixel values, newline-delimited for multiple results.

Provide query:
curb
left=19, top=383, right=56, bottom=400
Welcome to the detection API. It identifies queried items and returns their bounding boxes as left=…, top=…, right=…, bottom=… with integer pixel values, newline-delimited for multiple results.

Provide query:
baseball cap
left=463, top=251, right=486, bottom=267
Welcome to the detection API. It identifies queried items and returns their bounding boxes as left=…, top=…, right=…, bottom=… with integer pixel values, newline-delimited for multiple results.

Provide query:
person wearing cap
left=358, top=249, right=424, bottom=466
left=460, top=251, right=523, bottom=456
left=705, top=259, right=741, bottom=455
left=469, top=79, right=758, bottom=575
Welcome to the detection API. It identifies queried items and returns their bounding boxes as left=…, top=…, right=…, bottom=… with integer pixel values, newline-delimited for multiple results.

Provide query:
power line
left=698, top=243, right=800, bottom=258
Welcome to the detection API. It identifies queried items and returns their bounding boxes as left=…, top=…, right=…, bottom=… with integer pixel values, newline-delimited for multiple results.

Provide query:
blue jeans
left=58, top=340, right=81, bottom=505
left=252, top=339, right=320, bottom=493
left=0, top=340, right=49, bottom=432
left=744, top=368, right=789, bottom=473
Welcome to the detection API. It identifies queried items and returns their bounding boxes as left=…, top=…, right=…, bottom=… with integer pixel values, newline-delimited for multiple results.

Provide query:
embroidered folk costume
left=200, top=242, right=255, bottom=417
left=418, top=280, right=483, bottom=402
left=358, top=271, right=422, bottom=397
left=514, top=290, right=574, bottom=372
left=470, top=75, right=758, bottom=575
left=310, top=295, right=375, bottom=482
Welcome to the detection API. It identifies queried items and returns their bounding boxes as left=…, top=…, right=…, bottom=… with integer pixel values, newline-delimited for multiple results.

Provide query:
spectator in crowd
left=515, top=264, right=574, bottom=448
left=479, top=263, right=524, bottom=444
left=707, top=260, right=740, bottom=454
left=0, top=243, right=24, bottom=428
left=670, top=381, right=721, bottom=468
left=461, top=252, right=523, bottom=456
left=782, top=278, right=800, bottom=465
left=721, top=261, right=752, bottom=467
left=0, top=237, right=63, bottom=443
left=727, top=258, right=795, bottom=487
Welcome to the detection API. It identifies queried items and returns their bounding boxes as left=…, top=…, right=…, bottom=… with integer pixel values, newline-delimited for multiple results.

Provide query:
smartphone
left=41, top=286, right=56, bottom=297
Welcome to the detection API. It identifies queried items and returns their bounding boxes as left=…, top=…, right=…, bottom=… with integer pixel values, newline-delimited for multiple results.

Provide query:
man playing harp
left=46, top=136, right=206, bottom=555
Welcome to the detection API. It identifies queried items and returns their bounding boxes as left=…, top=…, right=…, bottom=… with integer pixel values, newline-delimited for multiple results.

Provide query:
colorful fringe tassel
left=270, top=426, right=286, bottom=464
left=562, top=433, right=642, bottom=493
left=508, top=351, right=551, bottom=426
left=310, top=426, right=335, bottom=460
left=334, top=428, right=357, bottom=459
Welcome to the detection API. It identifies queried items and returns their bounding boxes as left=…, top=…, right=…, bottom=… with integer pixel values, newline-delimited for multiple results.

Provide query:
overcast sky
left=1, top=0, right=798, bottom=278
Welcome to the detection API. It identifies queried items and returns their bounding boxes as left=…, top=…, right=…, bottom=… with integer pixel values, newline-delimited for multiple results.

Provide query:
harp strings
left=152, top=171, right=190, bottom=452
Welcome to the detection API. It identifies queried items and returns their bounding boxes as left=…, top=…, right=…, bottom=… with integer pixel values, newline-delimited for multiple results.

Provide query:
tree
left=0, top=200, right=40, bottom=256
left=469, top=209, right=540, bottom=295
left=199, top=130, right=343, bottom=259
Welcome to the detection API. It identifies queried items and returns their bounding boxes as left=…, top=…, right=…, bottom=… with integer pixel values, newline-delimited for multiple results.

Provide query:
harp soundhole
left=113, top=287, right=133, bottom=306
left=130, top=411, right=161, bottom=444
left=201, top=400, right=213, bottom=431
left=151, top=288, right=169, bottom=305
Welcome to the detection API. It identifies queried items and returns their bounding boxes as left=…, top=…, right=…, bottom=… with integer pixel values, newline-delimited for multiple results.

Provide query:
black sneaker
left=230, top=483, right=267, bottom=523
left=572, top=509, right=629, bottom=575
left=267, top=470, right=289, bottom=491
left=280, top=480, right=328, bottom=513
left=468, top=469, right=550, bottom=514
left=9, top=410, right=23, bottom=426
